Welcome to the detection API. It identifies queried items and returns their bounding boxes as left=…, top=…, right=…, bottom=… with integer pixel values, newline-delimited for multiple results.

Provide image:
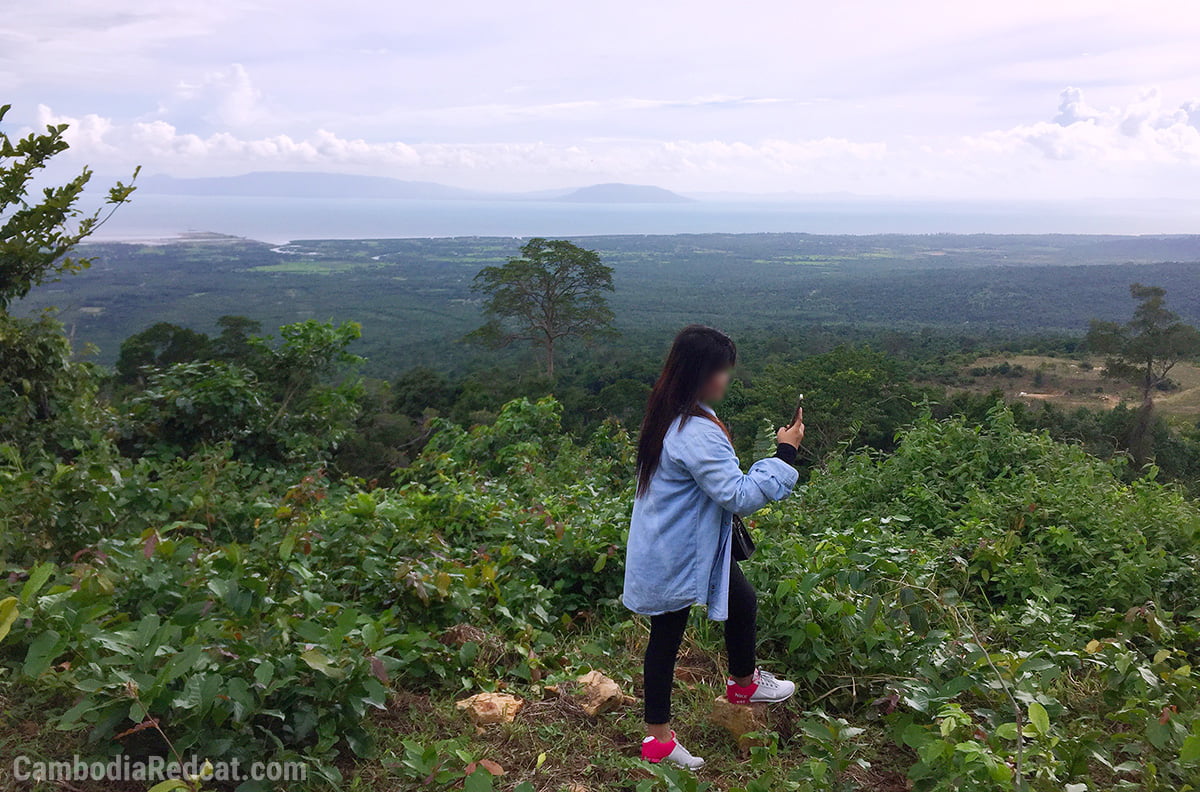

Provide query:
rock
left=575, top=670, right=626, bottom=717
left=455, top=692, right=524, bottom=727
left=544, top=671, right=633, bottom=717
left=709, top=696, right=770, bottom=753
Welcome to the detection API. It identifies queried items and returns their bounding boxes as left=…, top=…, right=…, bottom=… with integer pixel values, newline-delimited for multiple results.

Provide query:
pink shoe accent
left=726, top=678, right=759, bottom=705
left=641, top=731, right=678, bottom=763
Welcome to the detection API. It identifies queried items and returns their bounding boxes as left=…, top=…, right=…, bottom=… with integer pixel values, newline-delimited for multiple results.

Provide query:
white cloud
left=7, top=0, right=1200, bottom=206
left=165, top=63, right=263, bottom=128
left=32, top=83, right=1200, bottom=201
left=38, top=105, right=881, bottom=186
left=35, top=105, right=117, bottom=154
left=970, top=86, right=1200, bottom=164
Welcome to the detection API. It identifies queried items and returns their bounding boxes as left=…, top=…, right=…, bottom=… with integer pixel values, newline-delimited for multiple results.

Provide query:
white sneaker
left=726, top=668, right=796, bottom=705
left=641, top=731, right=706, bottom=769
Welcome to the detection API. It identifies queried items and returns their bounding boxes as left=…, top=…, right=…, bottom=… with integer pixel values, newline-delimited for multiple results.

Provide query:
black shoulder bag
left=731, top=514, right=756, bottom=561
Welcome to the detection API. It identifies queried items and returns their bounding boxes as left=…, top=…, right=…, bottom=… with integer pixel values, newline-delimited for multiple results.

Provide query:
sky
left=4, top=0, right=1200, bottom=202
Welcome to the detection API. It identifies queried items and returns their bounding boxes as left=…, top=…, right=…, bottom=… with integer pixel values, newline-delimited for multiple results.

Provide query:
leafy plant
left=0, top=103, right=137, bottom=310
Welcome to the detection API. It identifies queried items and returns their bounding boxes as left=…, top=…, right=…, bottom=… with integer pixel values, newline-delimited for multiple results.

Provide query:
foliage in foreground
left=0, top=398, right=630, bottom=788
left=3, top=398, right=1200, bottom=790
left=750, top=406, right=1200, bottom=790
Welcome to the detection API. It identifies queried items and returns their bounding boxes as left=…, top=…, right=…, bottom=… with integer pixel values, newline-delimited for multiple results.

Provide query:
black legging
left=643, top=560, right=757, bottom=724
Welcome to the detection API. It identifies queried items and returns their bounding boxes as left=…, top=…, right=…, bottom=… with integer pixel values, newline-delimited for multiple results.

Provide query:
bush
left=792, top=406, right=1200, bottom=613
left=0, top=397, right=635, bottom=782
left=5, top=397, right=1200, bottom=790
left=744, top=405, right=1200, bottom=789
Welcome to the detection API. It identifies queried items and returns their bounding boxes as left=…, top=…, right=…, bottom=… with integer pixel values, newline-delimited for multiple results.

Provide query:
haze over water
left=95, top=195, right=1199, bottom=244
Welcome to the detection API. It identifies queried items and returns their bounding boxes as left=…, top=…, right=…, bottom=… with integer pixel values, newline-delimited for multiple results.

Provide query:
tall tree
left=0, top=103, right=135, bottom=440
left=466, top=238, right=615, bottom=377
left=1087, top=283, right=1200, bottom=463
left=115, top=321, right=213, bottom=384
left=0, top=104, right=137, bottom=312
left=213, top=315, right=264, bottom=363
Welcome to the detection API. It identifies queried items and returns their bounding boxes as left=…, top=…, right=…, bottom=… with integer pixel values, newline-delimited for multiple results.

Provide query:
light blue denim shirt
left=622, top=404, right=800, bottom=621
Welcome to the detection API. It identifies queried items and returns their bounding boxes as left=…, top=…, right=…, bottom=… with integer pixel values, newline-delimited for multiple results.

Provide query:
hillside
left=557, top=183, right=692, bottom=203
left=936, top=354, right=1200, bottom=423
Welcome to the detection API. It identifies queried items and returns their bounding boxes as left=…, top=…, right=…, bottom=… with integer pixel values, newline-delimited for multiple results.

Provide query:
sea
left=92, top=194, right=1199, bottom=244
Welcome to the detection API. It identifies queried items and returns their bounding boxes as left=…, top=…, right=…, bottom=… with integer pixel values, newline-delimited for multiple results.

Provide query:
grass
left=350, top=620, right=911, bottom=792
left=0, top=619, right=913, bottom=792
left=947, top=353, right=1200, bottom=418
left=0, top=681, right=145, bottom=791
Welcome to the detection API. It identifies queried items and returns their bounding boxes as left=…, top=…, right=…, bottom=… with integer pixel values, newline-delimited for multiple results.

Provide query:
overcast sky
left=4, top=0, right=1200, bottom=201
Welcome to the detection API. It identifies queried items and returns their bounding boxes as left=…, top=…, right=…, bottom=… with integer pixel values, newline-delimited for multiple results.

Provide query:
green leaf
left=225, top=677, right=255, bottom=722
left=279, top=532, right=296, bottom=561
left=906, top=604, right=929, bottom=634
left=148, top=781, right=190, bottom=792
left=994, top=722, right=1019, bottom=740
left=362, top=677, right=388, bottom=710
left=1181, top=734, right=1200, bottom=763
left=860, top=595, right=881, bottom=628
left=24, top=630, right=65, bottom=677
left=158, top=643, right=204, bottom=684
left=58, top=697, right=104, bottom=730
left=346, top=491, right=376, bottom=517
left=464, top=769, right=494, bottom=792
left=900, top=722, right=931, bottom=748
left=987, top=760, right=1012, bottom=782
left=592, top=552, right=607, bottom=573
left=1146, top=717, right=1171, bottom=750
left=1027, top=701, right=1050, bottom=736
left=0, top=597, right=18, bottom=645
left=300, top=647, right=345, bottom=679
left=20, top=562, right=56, bottom=603
left=174, top=673, right=205, bottom=710
left=254, top=660, right=275, bottom=687
left=200, top=672, right=222, bottom=711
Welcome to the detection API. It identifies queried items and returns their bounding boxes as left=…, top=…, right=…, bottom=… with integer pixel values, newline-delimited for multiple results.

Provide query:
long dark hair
left=635, top=325, right=737, bottom=496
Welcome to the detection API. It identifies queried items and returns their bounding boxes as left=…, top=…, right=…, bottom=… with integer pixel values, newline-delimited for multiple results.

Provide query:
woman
left=624, top=325, right=803, bottom=769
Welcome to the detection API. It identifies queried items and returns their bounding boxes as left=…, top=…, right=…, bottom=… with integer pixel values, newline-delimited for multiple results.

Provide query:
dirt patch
left=675, top=647, right=720, bottom=683
left=845, top=740, right=915, bottom=791
left=845, top=763, right=912, bottom=791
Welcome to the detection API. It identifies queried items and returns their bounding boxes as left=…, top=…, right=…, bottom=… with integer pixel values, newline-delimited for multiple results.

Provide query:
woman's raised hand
left=776, top=406, right=804, bottom=448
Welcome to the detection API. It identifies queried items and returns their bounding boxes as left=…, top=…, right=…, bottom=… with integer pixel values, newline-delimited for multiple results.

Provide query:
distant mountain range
left=558, top=183, right=691, bottom=203
left=140, top=172, right=692, bottom=204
